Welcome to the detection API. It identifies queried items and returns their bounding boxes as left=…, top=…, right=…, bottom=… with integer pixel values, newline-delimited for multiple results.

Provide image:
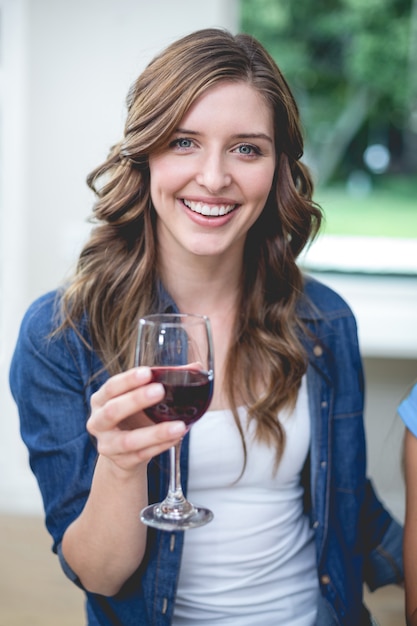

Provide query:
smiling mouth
left=182, top=199, right=238, bottom=217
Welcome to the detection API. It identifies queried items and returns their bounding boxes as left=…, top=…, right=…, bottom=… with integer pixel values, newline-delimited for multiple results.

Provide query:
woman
left=10, top=28, right=402, bottom=625
left=400, top=383, right=417, bottom=625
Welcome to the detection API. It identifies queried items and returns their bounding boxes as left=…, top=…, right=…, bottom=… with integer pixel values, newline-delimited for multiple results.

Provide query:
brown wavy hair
left=60, top=28, right=322, bottom=469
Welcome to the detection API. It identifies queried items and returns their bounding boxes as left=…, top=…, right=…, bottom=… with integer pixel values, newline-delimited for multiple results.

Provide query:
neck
left=158, top=252, right=242, bottom=318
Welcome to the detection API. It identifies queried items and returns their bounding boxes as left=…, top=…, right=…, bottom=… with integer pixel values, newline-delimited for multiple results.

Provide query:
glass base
left=140, top=502, right=214, bottom=531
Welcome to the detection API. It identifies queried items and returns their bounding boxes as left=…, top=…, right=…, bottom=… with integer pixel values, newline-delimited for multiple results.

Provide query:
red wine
left=145, top=367, right=213, bottom=426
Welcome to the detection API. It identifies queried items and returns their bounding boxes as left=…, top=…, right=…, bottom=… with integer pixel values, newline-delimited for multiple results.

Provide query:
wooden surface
left=0, top=514, right=84, bottom=625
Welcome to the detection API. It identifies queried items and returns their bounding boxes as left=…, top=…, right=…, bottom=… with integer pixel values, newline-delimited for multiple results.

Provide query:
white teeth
left=183, top=199, right=236, bottom=216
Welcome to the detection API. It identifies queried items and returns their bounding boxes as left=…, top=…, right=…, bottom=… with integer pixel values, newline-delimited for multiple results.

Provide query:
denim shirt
left=9, top=275, right=403, bottom=625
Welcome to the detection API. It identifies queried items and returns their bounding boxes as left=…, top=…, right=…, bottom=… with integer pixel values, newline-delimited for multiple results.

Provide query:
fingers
left=97, top=420, right=186, bottom=466
left=89, top=367, right=164, bottom=433
left=86, top=367, right=187, bottom=470
left=91, top=367, right=152, bottom=410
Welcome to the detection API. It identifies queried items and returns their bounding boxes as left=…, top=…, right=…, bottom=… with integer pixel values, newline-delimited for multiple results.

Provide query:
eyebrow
left=174, top=128, right=274, bottom=144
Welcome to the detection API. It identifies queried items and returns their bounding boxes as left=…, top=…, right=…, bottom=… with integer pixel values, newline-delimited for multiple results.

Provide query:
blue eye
left=236, top=144, right=261, bottom=156
left=171, top=138, right=193, bottom=149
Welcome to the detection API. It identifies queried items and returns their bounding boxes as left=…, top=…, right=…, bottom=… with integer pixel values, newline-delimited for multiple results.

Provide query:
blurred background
left=0, top=0, right=415, bottom=623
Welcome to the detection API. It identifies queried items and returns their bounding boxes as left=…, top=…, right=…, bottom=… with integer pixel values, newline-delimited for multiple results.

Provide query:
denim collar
left=156, top=281, right=178, bottom=313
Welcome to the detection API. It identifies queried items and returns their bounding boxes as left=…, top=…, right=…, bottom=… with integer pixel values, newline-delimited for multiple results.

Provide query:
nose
left=195, top=151, right=232, bottom=192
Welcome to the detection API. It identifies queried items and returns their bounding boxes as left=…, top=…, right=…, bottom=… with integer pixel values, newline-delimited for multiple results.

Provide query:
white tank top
left=173, top=377, right=318, bottom=625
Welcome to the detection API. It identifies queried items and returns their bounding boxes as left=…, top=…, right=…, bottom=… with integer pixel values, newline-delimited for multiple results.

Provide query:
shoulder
left=18, top=290, right=63, bottom=339
left=22, top=289, right=61, bottom=327
left=11, top=289, right=104, bottom=392
left=298, top=275, right=362, bottom=365
left=14, top=288, right=92, bottom=361
left=299, top=273, right=355, bottom=321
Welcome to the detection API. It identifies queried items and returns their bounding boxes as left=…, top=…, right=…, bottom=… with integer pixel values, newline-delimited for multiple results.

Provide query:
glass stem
left=160, top=440, right=194, bottom=518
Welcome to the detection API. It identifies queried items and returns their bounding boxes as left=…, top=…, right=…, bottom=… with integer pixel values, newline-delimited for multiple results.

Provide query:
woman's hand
left=87, top=366, right=186, bottom=473
left=62, top=367, right=186, bottom=596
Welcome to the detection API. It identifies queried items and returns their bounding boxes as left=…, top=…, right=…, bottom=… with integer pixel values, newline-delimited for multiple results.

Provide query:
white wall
left=0, top=0, right=238, bottom=513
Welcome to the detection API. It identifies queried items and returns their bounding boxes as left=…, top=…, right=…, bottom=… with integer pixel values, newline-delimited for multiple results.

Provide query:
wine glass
left=135, top=313, right=214, bottom=530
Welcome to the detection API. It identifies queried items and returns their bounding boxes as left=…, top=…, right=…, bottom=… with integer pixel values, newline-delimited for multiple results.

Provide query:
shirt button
left=321, top=400, right=328, bottom=408
left=313, top=520, right=319, bottom=529
left=162, top=598, right=168, bottom=614
left=321, top=461, right=327, bottom=469
left=313, top=345, right=323, bottom=357
left=321, top=574, right=331, bottom=585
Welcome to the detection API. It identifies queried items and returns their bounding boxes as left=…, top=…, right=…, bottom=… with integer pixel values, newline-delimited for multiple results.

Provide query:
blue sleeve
left=9, top=292, right=106, bottom=556
left=398, top=383, right=417, bottom=436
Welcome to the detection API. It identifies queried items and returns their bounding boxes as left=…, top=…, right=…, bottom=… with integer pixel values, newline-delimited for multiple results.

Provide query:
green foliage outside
left=240, top=0, right=417, bottom=240
left=316, top=177, right=417, bottom=237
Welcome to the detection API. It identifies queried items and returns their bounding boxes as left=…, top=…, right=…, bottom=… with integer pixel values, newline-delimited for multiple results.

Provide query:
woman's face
left=149, top=81, right=276, bottom=265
